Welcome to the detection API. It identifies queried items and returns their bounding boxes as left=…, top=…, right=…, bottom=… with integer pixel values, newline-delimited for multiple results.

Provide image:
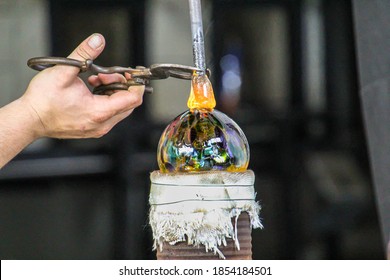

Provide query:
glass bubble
left=157, top=109, right=250, bottom=173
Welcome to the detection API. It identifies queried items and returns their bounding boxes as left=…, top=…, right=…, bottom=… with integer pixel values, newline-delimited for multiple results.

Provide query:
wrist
left=15, top=97, right=46, bottom=141
left=0, top=98, right=44, bottom=168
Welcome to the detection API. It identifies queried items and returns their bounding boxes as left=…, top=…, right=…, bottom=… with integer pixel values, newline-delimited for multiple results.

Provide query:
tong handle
left=27, top=57, right=147, bottom=95
left=93, top=81, right=153, bottom=95
left=28, top=57, right=86, bottom=71
left=27, top=57, right=135, bottom=74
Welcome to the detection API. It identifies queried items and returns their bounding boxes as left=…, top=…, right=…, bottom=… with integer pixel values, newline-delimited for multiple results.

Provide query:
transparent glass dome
left=157, top=109, right=250, bottom=173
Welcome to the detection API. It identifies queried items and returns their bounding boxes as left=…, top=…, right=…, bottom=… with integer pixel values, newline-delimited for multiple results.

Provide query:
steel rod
left=188, top=0, right=206, bottom=74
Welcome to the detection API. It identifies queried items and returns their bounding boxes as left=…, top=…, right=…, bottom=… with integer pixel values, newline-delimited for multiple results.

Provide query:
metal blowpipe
left=188, top=0, right=207, bottom=75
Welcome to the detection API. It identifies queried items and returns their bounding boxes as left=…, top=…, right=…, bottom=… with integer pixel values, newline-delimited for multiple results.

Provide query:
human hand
left=21, top=33, right=144, bottom=139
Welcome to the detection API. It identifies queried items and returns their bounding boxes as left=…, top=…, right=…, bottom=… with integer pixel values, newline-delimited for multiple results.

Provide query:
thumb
left=64, top=33, right=105, bottom=75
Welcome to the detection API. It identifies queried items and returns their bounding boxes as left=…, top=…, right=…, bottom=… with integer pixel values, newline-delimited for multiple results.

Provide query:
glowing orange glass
left=187, top=73, right=216, bottom=111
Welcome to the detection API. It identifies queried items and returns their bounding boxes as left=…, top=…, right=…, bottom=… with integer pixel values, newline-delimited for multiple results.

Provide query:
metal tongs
left=27, top=57, right=210, bottom=95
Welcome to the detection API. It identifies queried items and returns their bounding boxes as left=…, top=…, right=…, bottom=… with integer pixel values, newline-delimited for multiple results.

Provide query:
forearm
left=0, top=98, right=40, bottom=168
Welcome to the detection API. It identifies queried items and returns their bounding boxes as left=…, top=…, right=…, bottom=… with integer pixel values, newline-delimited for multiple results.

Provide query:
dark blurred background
left=0, top=0, right=386, bottom=259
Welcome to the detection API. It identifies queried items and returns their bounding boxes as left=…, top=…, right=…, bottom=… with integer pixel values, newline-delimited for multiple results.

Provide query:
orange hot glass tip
left=187, top=74, right=216, bottom=111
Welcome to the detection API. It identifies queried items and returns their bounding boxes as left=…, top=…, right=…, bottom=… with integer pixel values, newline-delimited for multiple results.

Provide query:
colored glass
left=157, top=73, right=249, bottom=173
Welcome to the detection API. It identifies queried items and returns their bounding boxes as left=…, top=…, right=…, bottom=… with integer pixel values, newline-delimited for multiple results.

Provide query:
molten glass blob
left=187, top=74, right=216, bottom=110
left=157, top=73, right=249, bottom=173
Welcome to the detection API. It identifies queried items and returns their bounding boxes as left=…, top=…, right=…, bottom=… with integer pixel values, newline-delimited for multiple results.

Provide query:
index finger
left=88, top=73, right=127, bottom=87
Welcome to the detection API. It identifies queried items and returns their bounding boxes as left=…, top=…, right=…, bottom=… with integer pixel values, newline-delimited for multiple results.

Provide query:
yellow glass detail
left=187, top=73, right=216, bottom=111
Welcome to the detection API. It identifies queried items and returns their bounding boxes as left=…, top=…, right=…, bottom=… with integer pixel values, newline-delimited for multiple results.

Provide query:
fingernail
left=88, top=34, right=103, bottom=49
